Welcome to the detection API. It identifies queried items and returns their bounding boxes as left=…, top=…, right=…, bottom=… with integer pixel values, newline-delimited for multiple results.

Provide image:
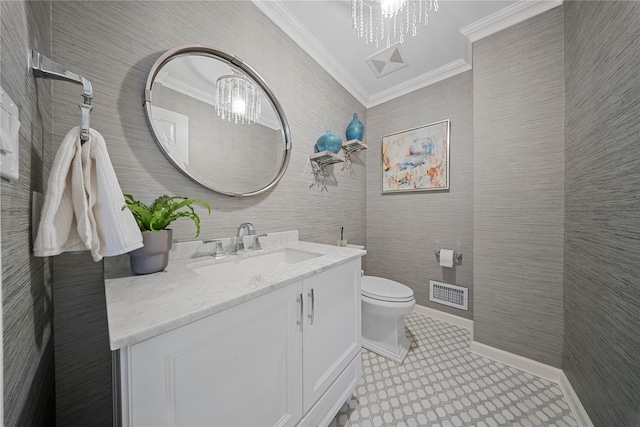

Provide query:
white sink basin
left=188, top=248, right=322, bottom=282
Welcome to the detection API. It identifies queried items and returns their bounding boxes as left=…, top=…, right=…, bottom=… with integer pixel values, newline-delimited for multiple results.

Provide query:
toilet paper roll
left=439, top=249, right=454, bottom=268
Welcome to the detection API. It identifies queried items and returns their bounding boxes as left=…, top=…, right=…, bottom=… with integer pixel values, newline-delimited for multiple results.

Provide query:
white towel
left=34, top=126, right=143, bottom=261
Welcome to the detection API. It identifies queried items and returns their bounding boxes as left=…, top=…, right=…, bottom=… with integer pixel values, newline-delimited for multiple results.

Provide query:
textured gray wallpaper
left=52, top=1, right=366, bottom=245
left=155, top=85, right=282, bottom=193
left=564, top=2, right=640, bottom=425
left=473, top=8, right=565, bottom=367
left=52, top=253, right=112, bottom=426
left=49, top=1, right=366, bottom=423
left=15, top=2, right=639, bottom=425
left=366, top=72, right=474, bottom=319
left=1, top=1, right=55, bottom=425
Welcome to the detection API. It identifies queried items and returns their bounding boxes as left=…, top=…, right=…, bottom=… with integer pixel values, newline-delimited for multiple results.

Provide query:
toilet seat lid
left=361, top=276, right=414, bottom=302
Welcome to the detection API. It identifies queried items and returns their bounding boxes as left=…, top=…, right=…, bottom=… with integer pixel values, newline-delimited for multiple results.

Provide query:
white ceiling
left=252, top=0, right=562, bottom=108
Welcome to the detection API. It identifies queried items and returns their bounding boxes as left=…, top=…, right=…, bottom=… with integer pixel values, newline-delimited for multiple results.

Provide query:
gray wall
left=1, top=1, right=56, bottom=425
left=52, top=0, right=366, bottom=245
left=563, top=2, right=640, bottom=426
left=473, top=8, right=565, bottom=367
left=52, top=253, right=111, bottom=426
left=48, top=1, right=365, bottom=424
left=366, top=72, right=474, bottom=319
left=155, top=85, right=282, bottom=193
left=8, top=1, right=639, bottom=425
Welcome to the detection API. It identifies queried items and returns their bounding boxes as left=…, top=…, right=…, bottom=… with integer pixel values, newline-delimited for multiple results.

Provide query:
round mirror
left=144, top=45, right=291, bottom=197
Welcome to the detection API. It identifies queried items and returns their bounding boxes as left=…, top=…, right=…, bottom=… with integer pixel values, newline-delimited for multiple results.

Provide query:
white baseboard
left=469, top=341, right=594, bottom=427
left=469, top=341, right=563, bottom=383
left=414, top=307, right=593, bottom=427
left=413, top=304, right=474, bottom=341
left=559, top=371, right=594, bottom=427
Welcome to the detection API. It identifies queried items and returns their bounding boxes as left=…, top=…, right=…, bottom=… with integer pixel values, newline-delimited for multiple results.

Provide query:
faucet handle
left=203, top=239, right=225, bottom=258
left=248, top=234, right=267, bottom=251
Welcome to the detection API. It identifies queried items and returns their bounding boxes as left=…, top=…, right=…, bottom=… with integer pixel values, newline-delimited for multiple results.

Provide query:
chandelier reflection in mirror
left=352, top=0, right=439, bottom=48
left=215, top=69, right=262, bottom=124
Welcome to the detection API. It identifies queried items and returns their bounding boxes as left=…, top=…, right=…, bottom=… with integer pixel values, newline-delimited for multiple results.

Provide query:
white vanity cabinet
left=300, top=261, right=362, bottom=425
left=117, top=259, right=361, bottom=427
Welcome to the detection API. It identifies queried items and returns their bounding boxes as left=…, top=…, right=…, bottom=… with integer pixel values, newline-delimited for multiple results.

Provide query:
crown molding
left=367, top=59, right=471, bottom=108
left=251, top=0, right=370, bottom=107
left=461, top=0, right=563, bottom=43
left=459, top=31, right=473, bottom=68
left=156, top=75, right=215, bottom=106
left=253, top=0, right=563, bottom=108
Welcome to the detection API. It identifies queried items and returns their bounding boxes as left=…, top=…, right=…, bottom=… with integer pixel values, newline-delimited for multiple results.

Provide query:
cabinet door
left=125, top=283, right=303, bottom=427
left=302, top=260, right=361, bottom=413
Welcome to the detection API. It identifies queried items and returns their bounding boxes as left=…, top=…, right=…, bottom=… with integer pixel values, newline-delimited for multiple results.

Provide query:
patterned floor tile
left=330, top=313, right=577, bottom=427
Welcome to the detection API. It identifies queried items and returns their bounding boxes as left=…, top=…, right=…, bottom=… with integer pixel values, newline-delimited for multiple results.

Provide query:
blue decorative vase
left=315, top=131, right=343, bottom=154
left=346, top=113, right=364, bottom=141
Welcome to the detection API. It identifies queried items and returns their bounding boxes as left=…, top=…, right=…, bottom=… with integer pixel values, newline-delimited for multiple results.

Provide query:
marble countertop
left=104, top=238, right=365, bottom=350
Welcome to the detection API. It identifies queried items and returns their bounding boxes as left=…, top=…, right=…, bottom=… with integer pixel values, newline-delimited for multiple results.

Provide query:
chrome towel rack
left=30, top=50, right=93, bottom=143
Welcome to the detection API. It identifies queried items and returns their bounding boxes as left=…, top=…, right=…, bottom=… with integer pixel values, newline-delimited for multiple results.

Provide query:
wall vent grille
left=429, top=280, right=468, bottom=310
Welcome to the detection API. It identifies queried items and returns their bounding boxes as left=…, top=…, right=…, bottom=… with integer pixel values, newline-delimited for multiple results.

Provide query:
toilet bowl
left=361, top=275, right=416, bottom=363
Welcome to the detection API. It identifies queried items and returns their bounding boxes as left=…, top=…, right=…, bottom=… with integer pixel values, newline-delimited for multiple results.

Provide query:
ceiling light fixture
left=352, top=0, right=439, bottom=48
left=215, top=70, right=261, bottom=125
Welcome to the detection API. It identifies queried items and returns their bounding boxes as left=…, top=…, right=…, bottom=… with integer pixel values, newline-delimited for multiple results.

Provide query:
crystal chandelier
left=215, top=70, right=261, bottom=125
left=352, top=0, right=439, bottom=48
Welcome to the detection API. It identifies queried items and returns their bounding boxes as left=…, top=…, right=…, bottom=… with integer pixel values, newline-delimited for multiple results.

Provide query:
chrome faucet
left=236, top=222, right=255, bottom=251
left=202, top=239, right=225, bottom=258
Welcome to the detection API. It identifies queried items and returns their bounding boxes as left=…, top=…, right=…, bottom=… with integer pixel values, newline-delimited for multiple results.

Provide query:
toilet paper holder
left=435, top=250, right=463, bottom=262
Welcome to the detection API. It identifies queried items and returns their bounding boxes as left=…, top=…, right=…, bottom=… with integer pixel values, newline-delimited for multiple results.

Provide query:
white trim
left=459, top=31, right=473, bottom=70
left=155, top=76, right=281, bottom=130
left=416, top=308, right=592, bottom=426
left=559, top=372, right=595, bottom=427
left=367, top=59, right=471, bottom=107
left=253, top=0, right=562, bottom=107
left=469, top=341, right=562, bottom=383
left=413, top=304, right=473, bottom=339
left=469, top=341, right=594, bottom=426
left=251, top=0, right=369, bottom=107
left=460, top=0, right=563, bottom=43
left=156, top=75, right=215, bottom=108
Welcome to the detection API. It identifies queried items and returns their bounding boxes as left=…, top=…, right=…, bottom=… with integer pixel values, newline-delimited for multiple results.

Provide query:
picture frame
left=381, top=119, right=450, bottom=193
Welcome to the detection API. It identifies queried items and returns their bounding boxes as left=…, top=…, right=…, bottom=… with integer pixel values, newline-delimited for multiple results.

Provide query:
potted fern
left=123, top=194, right=211, bottom=274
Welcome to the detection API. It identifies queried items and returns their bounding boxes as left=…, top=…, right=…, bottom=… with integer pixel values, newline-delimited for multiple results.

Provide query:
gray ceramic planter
left=128, top=229, right=173, bottom=275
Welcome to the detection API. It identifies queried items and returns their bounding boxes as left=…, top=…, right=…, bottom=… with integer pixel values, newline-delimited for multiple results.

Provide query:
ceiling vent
left=366, top=42, right=409, bottom=79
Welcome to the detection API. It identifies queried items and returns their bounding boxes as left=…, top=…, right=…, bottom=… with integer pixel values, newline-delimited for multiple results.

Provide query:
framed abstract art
left=381, top=119, right=450, bottom=193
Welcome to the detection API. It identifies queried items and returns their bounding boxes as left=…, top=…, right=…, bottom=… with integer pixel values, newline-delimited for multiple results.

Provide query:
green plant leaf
left=122, top=194, right=154, bottom=231
left=123, top=193, right=211, bottom=237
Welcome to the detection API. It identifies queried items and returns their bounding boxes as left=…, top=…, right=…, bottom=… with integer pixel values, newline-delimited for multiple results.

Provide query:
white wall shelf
left=309, top=140, right=366, bottom=191
left=341, top=139, right=367, bottom=174
left=342, top=139, right=367, bottom=153
left=309, top=150, right=345, bottom=166
left=309, top=151, right=345, bottom=192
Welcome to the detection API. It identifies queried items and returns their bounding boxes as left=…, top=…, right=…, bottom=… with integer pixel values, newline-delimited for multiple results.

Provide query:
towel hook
left=30, top=50, right=93, bottom=143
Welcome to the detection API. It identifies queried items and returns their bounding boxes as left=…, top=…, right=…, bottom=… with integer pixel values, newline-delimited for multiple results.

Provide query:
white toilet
left=361, top=275, right=416, bottom=363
